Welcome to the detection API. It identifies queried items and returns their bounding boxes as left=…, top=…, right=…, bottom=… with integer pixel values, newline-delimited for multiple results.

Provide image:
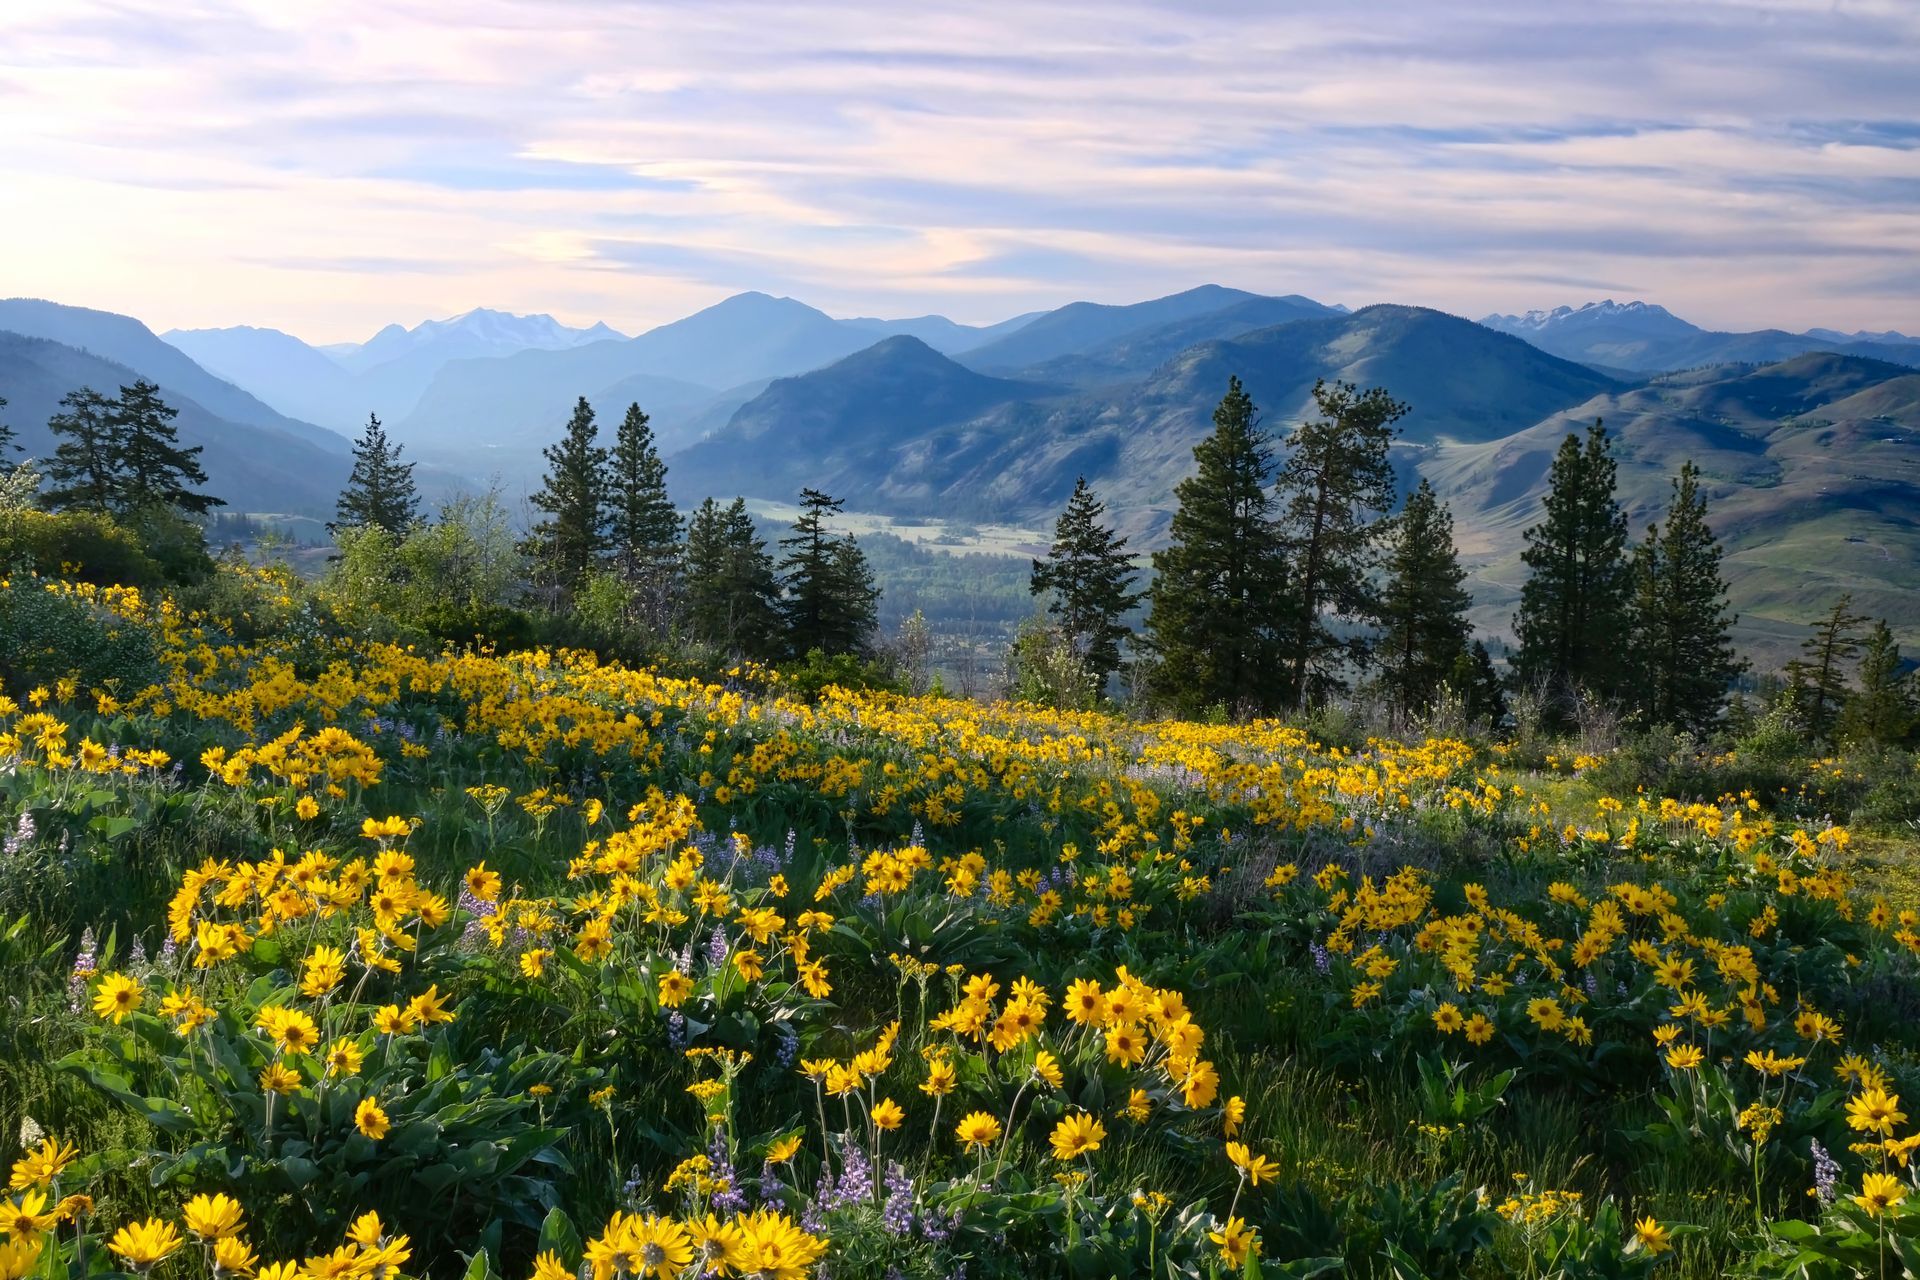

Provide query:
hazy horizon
left=4, top=1, right=1917, bottom=343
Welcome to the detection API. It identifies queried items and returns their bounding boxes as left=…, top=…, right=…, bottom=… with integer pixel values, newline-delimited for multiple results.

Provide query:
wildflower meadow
left=3, top=565, right=1920, bottom=1280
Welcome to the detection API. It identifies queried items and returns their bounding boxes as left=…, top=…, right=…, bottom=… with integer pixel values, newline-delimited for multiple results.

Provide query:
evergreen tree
left=1625, top=461, right=1744, bottom=732
left=1449, top=640, right=1509, bottom=729
left=778, top=489, right=877, bottom=657
left=40, top=387, right=125, bottom=513
left=1030, top=477, right=1142, bottom=690
left=683, top=498, right=782, bottom=658
left=607, top=402, right=682, bottom=631
left=114, top=380, right=221, bottom=514
left=1839, top=620, right=1914, bottom=745
left=524, top=396, right=609, bottom=592
left=1378, top=479, right=1472, bottom=722
left=1277, top=378, right=1408, bottom=707
left=0, top=395, right=19, bottom=455
left=334, top=413, right=419, bottom=534
left=1791, top=595, right=1870, bottom=741
left=1512, top=420, right=1632, bottom=708
left=1144, top=377, right=1292, bottom=717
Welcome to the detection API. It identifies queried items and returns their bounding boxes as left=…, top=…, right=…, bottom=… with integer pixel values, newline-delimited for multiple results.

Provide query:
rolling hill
left=0, top=331, right=352, bottom=515
left=1, top=299, right=348, bottom=453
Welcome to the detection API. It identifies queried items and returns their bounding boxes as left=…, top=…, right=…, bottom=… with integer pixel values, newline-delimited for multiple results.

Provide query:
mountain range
left=2, top=285, right=1916, bottom=664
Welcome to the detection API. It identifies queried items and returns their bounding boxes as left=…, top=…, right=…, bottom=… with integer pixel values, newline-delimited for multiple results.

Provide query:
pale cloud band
left=1, top=0, right=1915, bottom=341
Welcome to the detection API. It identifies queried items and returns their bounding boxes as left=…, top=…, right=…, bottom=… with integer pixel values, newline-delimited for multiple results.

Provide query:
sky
left=2, top=0, right=1917, bottom=343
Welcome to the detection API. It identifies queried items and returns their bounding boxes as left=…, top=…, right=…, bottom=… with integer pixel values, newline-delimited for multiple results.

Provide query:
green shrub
left=0, top=577, right=162, bottom=692
left=0, top=508, right=163, bottom=586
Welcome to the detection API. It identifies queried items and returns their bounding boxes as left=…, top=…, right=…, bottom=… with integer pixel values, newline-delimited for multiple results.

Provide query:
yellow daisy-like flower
left=109, top=1217, right=185, bottom=1267
left=1847, top=1088, right=1907, bottom=1137
left=92, top=972, right=144, bottom=1024
left=658, top=971, right=694, bottom=1009
left=355, top=1098, right=391, bottom=1140
left=870, top=1098, right=905, bottom=1131
left=955, top=1111, right=1003, bottom=1151
left=182, top=1192, right=246, bottom=1239
left=1632, top=1217, right=1670, bottom=1255
left=1049, top=1112, right=1106, bottom=1161
left=1856, top=1172, right=1908, bottom=1217
left=1208, top=1215, right=1259, bottom=1266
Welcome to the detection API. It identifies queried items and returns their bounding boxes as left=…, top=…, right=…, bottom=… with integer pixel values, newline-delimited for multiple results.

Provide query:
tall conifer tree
left=0, top=395, right=18, bottom=455
left=607, top=402, right=682, bottom=630
left=1839, top=620, right=1914, bottom=745
left=778, top=489, right=878, bottom=657
left=1030, top=477, right=1141, bottom=690
left=1625, top=461, right=1743, bottom=731
left=114, top=380, right=221, bottom=514
left=41, top=387, right=124, bottom=513
left=683, top=497, right=782, bottom=658
left=334, top=413, right=419, bottom=533
left=1144, top=376, right=1291, bottom=717
left=1378, top=479, right=1473, bottom=721
left=524, top=396, right=609, bottom=592
left=1790, top=595, right=1869, bottom=741
left=1512, top=420, right=1631, bottom=707
left=1276, top=378, right=1408, bottom=707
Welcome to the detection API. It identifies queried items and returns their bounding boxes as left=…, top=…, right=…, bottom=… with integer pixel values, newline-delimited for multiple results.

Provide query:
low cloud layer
left=3, top=0, right=1916, bottom=340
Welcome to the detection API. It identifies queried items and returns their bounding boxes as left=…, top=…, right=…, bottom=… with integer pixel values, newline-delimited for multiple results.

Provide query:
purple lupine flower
left=705, top=925, right=729, bottom=969
left=1811, top=1139, right=1840, bottom=1205
left=667, top=1010, right=688, bottom=1051
left=707, top=1131, right=748, bottom=1214
left=881, top=1162, right=915, bottom=1235
left=1309, top=941, right=1332, bottom=974
left=829, top=1133, right=872, bottom=1206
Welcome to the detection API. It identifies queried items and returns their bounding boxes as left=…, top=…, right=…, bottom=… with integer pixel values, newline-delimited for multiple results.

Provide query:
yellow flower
left=0, top=1189, right=57, bottom=1240
left=1432, top=1003, right=1465, bottom=1035
left=1632, top=1217, right=1670, bottom=1255
left=1033, top=1050, right=1064, bottom=1089
left=258, top=1063, right=302, bottom=1095
left=871, top=1098, right=905, bottom=1131
left=405, top=985, right=456, bottom=1025
left=294, top=795, right=320, bottom=822
left=1665, top=1045, right=1704, bottom=1070
left=1847, top=1088, right=1907, bottom=1137
left=955, top=1111, right=1003, bottom=1151
left=1855, top=1172, right=1908, bottom=1216
left=1049, top=1112, right=1106, bottom=1160
left=93, top=972, right=144, bottom=1024
left=322, top=1039, right=365, bottom=1078
left=1464, top=1013, right=1496, bottom=1045
left=109, top=1216, right=185, bottom=1267
left=531, top=1251, right=573, bottom=1280
left=658, top=971, right=694, bottom=1009
left=8, top=1138, right=79, bottom=1190
left=764, top=1134, right=804, bottom=1165
left=1222, top=1095, right=1246, bottom=1137
left=355, top=1098, right=391, bottom=1140
left=520, top=949, right=551, bottom=979
left=1226, top=1141, right=1279, bottom=1186
left=465, top=862, right=503, bottom=903
left=182, top=1192, right=245, bottom=1239
left=1207, top=1215, right=1259, bottom=1266
left=212, top=1236, right=258, bottom=1275
left=920, top=1058, right=957, bottom=1097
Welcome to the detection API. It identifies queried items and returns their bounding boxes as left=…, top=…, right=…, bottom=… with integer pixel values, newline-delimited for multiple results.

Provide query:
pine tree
left=114, top=380, right=221, bottom=514
left=1512, top=420, right=1631, bottom=708
left=1378, top=479, right=1472, bottom=722
left=1450, top=640, right=1509, bottom=728
left=778, top=490, right=877, bottom=657
left=334, top=413, right=419, bottom=534
left=1276, top=378, right=1408, bottom=707
left=1625, top=461, right=1744, bottom=732
left=1144, top=376, right=1292, bottom=718
left=0, top=395, right=19, bottom=455
left=40, top=387, right=125, bottom=513
left=607, top=402, right=682, bottom=632
left=683, top=498, right=782, bottom=658
left=1839, top=620, right=1914, bottom=746
left=1030, top=477, right=1142, bottom=690
left=1793, top=595, right=1870, bottom=741
left=524, top=396, right=609, bottom=592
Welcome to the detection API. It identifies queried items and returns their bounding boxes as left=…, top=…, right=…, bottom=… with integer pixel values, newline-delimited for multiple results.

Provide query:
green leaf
left=537, top=1208, right=581, bottom=1264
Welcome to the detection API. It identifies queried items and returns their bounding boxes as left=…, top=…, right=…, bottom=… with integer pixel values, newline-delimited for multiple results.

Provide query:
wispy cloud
left=1, top=0, right=1916, bottom=340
